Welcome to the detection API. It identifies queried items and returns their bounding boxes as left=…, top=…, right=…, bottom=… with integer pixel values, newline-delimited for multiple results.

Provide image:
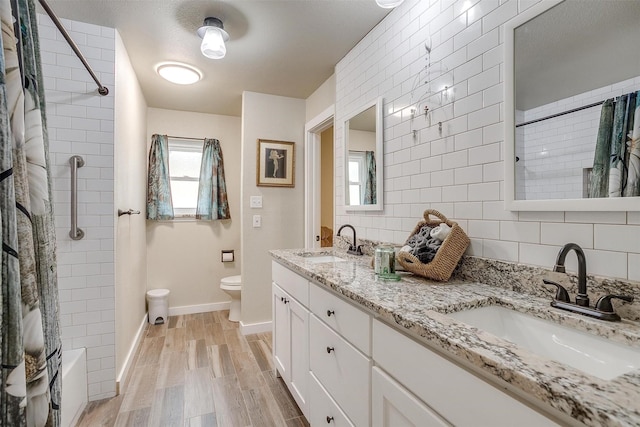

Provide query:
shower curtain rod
left=515, top=100, right=608, bottom=128
left=38, top=0, right=109, bottom=96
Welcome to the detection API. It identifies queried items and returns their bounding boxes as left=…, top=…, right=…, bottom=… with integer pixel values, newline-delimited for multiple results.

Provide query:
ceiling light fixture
left=375, top=0, right=404, bottom=8
left=157, top=63, right=202, bottom=85
left=197, top=17, right=229, bottom=59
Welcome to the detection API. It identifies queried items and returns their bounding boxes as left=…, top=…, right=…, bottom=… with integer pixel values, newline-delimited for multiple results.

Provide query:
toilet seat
left=220, top=275, right=242, bottom=291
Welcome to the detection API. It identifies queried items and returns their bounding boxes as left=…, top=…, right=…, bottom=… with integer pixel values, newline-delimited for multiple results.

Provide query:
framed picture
left=256, top=139, right=295, bottom=187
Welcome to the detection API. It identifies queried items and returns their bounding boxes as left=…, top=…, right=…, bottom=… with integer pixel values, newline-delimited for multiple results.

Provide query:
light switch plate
left=250, top=196, right=263, bottom=208
left=253, top=215, right=261, bottom=227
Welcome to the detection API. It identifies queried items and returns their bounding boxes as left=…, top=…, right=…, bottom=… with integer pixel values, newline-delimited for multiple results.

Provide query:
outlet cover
left=253, top=215, right=262, bottom=228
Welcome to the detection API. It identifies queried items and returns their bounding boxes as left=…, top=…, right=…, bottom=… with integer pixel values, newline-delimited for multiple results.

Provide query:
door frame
left=304, top=105, right=334, bottom=249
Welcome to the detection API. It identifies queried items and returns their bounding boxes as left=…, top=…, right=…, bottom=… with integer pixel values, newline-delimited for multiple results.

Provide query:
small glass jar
left=374, top=246, right=395, bottom=275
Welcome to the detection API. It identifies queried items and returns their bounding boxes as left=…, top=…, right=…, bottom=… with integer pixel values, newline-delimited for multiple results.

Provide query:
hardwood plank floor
left=76, top=310, right=308, bottom=427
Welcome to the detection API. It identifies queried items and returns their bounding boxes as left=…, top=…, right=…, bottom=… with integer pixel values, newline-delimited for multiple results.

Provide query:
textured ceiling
left=43, top=0, right=390, bottom=117
left=515, top=0, right=640, bottom=111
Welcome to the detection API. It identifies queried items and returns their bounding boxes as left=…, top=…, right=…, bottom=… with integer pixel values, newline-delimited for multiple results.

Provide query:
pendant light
left=197, top=17, right=229, bottom=59
left=376, top=0, right=404, bottom=8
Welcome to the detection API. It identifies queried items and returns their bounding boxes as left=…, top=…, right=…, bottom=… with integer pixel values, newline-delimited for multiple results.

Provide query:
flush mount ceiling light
left=376, top=0, right=404, bottom=8
left=156, top=63, right=202, bottom=85
left=197, top=17, right=229, bottom=59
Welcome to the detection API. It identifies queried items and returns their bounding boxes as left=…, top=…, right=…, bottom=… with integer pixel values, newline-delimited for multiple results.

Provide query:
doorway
left=304, top=106, right=334, bottom=249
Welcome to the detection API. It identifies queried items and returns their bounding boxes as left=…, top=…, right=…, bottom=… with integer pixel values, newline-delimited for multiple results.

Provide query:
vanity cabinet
left=272, top=262, right=310, bottom=417
left=272, top=261, right=558, bottom=427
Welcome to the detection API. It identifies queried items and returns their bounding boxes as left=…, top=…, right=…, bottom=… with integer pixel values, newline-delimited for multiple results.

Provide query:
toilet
left=220, top=275, right=242, bottom=322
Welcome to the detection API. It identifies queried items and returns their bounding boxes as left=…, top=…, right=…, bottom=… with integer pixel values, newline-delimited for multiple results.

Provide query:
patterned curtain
left=364, top=150, right=376, bottom=205
left=608, top=93, right=635, bottom=197
left=589, top=99, right=614, bottom=198
left=1, top=0, right=62, bottom=425
left=624, top=91, right=640, bottom=197
left=196, top=138, right=230, bottom=220
left=589, top=92, right=639, bottom=199
left=146, top=134, right=174, bottom=220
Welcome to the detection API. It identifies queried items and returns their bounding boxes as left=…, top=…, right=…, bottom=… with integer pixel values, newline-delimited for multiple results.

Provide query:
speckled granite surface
left=270, top=247, right=640, bottom=427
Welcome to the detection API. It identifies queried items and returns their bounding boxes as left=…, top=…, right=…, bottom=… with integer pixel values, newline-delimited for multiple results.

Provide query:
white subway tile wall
left=516, top=76, right=640, bottom=200
left=38, top=14, right=116, bottom=400
left=335, top=0, right=639, bottom=281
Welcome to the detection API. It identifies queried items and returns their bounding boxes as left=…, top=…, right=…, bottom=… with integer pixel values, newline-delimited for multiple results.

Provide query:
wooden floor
left=76, top=311, right=308, bottom=427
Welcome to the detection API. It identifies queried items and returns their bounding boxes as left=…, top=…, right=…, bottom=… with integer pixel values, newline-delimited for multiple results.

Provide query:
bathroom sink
left=447, top=305, right=640, bottom=380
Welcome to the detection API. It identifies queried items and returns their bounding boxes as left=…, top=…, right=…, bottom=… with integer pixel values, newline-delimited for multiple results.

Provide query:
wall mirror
left=504, top=0, right=640, bottom=211
left=344, top=97, right=383, bottom=211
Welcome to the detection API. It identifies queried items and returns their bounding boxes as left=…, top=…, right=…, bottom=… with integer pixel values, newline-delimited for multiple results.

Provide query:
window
left=348, top=152, right=366, bottom=205
left=168, top=138, right=203, bottom=217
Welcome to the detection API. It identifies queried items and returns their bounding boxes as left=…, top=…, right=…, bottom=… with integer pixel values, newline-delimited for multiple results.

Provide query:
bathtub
left=61, top=348, right=87, bottom=427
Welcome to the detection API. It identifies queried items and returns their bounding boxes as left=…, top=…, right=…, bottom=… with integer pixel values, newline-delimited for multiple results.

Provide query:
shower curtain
left=1, top=0, right=62, bottom=425
left=589, top=91, right=639, bottom=198
left=196, top=138, right=230, bottom=220
left=364, top=150, right=376, bottom=204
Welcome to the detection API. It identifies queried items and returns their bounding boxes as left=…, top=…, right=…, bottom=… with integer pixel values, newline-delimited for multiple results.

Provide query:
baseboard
left=240, top=320, right=272, bottom=335
left=168, top=301, right=231, bottom=316
left=116, top=313, right=147, bottom=395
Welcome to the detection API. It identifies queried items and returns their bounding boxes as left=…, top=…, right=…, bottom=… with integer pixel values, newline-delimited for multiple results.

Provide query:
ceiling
left=43, top=1, right=391, bottom=117
left=515, top=0, right=640, bottom=111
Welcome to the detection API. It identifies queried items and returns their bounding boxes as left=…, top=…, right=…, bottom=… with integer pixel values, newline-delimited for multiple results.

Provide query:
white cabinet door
left=273, top=283, right=290, bottom=382
left=288, top=296, right=309, bottom=417
left=372, top=367, right=451, bottom=427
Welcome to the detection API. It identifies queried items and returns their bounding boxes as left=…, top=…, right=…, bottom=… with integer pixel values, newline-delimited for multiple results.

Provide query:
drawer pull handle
left=326, top=346, right=335, bottom=354
left=326, top=416, right=334, bottom=423
left=326, top=310, right=335, bottom=317
left=280, top=297, right=284, bottom=302
left=283, top=299, right=289, bottom=304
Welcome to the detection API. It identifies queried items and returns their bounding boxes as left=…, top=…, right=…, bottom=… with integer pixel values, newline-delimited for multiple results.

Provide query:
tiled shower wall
left=38, top=14, right=116, bottom=400
left=335, top=0, right=640, bottom=282
left=517, top=76, right=640, bottom=201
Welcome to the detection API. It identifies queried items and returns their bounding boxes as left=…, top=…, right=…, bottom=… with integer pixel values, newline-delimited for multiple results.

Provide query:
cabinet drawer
left=309, top=372, right=354, bottom=427
left=373, top=320, right=558, bottom=427
left=310, top=284, right=371, bottom=355
left=272, top=261, right=309, bottom=305
left=310, top=315, right=370, bottom=427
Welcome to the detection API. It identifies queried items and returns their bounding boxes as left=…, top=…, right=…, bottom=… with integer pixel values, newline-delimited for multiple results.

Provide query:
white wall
left=146, top=108, right=241, bottom=309
left=39, top=14, right=116, bottom=400
left=241, top=91, right=306, bottom=326
left=306, top=74, right=336, bottom=122
left=517, top=76, right=640, bottom=200
left=335, top=0, right=640, bottom=282
left=114, top=32, right=148, bottom=389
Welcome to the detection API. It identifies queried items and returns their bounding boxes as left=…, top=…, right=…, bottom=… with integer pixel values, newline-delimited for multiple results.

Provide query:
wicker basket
left=397, top=209, right=470, bottom=281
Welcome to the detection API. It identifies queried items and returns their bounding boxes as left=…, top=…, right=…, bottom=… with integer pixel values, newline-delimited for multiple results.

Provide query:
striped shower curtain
left=589, top=91, right=640, bottom=198
left=1, top=0, right=62, bottom=425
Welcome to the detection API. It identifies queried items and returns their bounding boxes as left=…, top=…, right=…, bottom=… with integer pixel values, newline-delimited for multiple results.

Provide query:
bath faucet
left=553, top=243, right=589, bottom=307
left=337, top=224, right=363, bottom=256
left=543, top=243, right=634, bottom=321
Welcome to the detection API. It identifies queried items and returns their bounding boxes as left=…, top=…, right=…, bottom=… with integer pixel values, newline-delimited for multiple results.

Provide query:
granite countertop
left=270, top=247, right=640, bottom=427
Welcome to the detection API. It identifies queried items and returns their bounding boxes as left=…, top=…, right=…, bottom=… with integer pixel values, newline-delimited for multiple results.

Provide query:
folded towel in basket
left=430, top=223, right=451, bottom=242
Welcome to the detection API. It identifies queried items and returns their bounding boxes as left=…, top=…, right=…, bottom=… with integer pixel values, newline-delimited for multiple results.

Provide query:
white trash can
left=147, top=289, right=170, bottom=325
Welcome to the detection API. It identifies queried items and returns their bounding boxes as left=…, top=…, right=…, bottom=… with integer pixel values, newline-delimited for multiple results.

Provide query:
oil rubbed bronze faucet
left=543, top=243, right=634, bottom=321
left=336, top=224, right=363, bottom=256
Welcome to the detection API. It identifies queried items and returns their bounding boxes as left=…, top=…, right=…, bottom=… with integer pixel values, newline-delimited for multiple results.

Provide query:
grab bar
left=69, top=155, right=85, bottom=240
